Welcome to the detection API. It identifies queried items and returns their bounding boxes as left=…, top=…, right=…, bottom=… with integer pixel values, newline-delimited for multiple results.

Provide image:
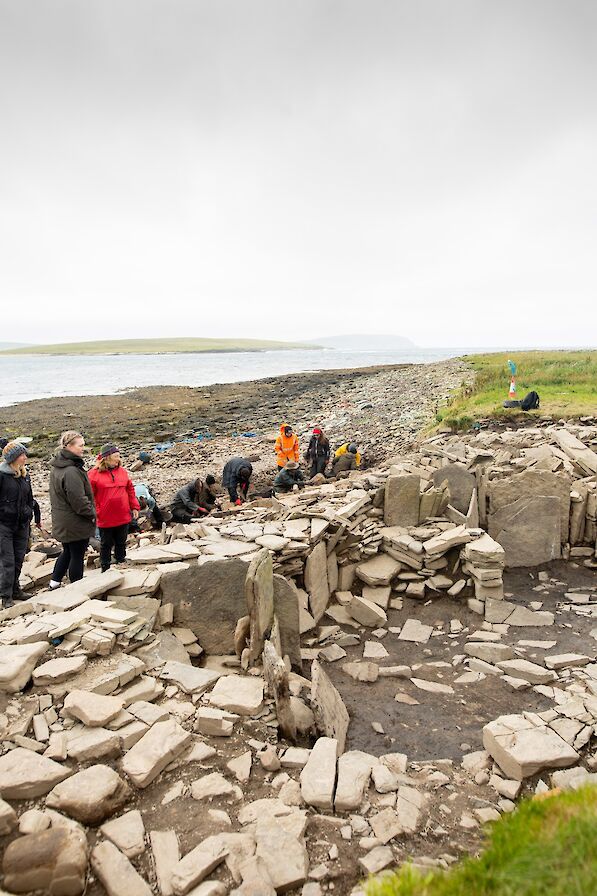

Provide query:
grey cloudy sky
left=1, top=0, right=595, bottom=347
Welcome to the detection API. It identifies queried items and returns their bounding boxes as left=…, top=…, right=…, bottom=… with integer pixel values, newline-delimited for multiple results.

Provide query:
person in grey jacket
left=48, top=431, right=96, bottom=588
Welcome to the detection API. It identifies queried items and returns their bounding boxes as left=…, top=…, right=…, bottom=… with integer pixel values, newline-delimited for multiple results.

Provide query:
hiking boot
left=12, top=587, right=25, bottom=601
left=1, top=596, right=15, bottom=610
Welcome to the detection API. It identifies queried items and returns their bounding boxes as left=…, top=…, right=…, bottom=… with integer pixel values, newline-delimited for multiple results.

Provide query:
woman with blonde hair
left=0, top=441, right=39, bottom=608
left=49, top=431, right=96, bottom=588
left=89, top=443, right=139, bottom=572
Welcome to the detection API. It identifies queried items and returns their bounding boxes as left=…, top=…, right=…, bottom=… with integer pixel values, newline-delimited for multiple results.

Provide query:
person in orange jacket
left=275, top=423, right=300, bottom=470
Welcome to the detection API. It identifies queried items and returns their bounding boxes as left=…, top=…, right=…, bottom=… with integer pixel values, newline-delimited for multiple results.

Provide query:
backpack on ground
left=520, top=390, right=540, bottom=411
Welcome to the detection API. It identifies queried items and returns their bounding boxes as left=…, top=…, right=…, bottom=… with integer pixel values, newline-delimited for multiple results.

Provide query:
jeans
left=0, top=522, right=30, bottom=597
left=99, top=523, right=129, bottom=571
left=52, top=538, right=89, bottom=584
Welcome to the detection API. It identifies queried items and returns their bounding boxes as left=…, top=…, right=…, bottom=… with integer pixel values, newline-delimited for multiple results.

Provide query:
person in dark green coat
left=48, top=431, right=96, bottom=588
left=273, top=461, right=305, bottom=494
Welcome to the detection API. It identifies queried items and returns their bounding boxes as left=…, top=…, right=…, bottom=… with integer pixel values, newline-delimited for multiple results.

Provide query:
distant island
left=0, top=337, right=321, bottom=356
left=0, top=342, right=32, bottom=350
left=307, top=334, right=418, bottom=351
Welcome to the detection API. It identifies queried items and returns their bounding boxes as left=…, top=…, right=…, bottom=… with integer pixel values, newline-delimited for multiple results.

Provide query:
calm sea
left=0, top=347, right=482, bottom=408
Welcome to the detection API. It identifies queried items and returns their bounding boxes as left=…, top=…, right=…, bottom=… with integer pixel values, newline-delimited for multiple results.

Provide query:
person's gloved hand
left=235, top=498, right=242, bottom=506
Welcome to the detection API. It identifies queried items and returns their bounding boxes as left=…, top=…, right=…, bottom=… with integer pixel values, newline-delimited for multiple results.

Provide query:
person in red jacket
left=88, top=443, right=140, bottom=572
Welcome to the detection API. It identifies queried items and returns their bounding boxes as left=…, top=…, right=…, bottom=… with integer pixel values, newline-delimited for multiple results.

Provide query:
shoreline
left=0, top=359, right=470, bottom=459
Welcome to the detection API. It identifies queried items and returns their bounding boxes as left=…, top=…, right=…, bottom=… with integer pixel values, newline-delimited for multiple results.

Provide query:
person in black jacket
left=0, top=442, right=38, bottom=608
left=170, top=476, right=217, bottom=523
left=304, top=427, right=330, bottom=478
left=222, top=458, right=253, bottom=505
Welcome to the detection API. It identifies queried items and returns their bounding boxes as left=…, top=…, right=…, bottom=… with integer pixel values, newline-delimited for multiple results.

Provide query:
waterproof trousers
left=0, top=522, right=29, bottom=598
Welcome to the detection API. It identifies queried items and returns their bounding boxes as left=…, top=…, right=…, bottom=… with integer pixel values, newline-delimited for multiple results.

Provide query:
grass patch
left=366, top=785, right=597, bottom=896
left=440, top=350, right=597, bottom=429
left=0, top=337, right=320, bottom=356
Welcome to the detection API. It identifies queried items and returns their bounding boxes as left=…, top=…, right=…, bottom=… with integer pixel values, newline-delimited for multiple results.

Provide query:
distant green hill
left=1, top=337, right=320, bottom=356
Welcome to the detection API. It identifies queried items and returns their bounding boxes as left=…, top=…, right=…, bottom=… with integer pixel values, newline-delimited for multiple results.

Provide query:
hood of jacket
left=50, top=449, right=86, bottom=470
left=0, top=461, right=16, bottom=476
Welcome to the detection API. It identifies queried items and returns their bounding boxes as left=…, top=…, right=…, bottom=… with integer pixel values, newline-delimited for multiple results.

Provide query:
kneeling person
left=170, top=477, right=216, bottom=523
left=273, top=461, right=305, bottom=494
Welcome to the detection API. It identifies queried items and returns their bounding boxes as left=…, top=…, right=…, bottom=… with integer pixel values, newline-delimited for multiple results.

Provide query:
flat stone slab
left=497, top=659, right=556, bottom=684
left=356, top=554, right=401, bottom=587
left=63, top=690, right=124, bottom=727
left=101, top=810, right=146, bottom=858
left=46, top=764, right=131, bottom=825
left=0, top=748, right=72, bottom=798
left=121, top=719, right=192, bottom=788
left=170, top=835, right=228, bottom=895
left=483, top=713, right=579, bottom=780
left=348, top=595, right=387, bottom=627
left=92, top=840, right=153, bottom=896
left=209, top=675, right=264, bottom=716
left=32, top=655, right=87, bottom=686
left=398, top=619, right=433, bottom=644
left=300, top=737, right=338, bottom=809
left=0, top=642, right=49, bottom=692
left=159, top=661, right=221, bottom=695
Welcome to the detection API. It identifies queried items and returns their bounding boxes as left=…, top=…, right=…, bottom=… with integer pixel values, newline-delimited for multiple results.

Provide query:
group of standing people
left=272, top=423, right=361, bottom=493
left=0, top=431, right=140, bottom=609
left=0, top=422, right=362, bottom=608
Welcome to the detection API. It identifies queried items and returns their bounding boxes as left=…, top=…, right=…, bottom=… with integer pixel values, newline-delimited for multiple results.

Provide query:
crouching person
left=0, top=442, right=37, bottom=608
left=170, top=476, right=217, bottom=523
left=273, top=461, right=305, bottom=494
left=222, top=458, right=253, bottom=505
left=132, top=483, right=165, bottom=531
left=88, top=443, right=139, bottom=572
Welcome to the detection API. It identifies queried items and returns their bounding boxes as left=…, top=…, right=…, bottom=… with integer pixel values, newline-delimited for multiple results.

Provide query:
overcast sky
left=1, top=0, right=595, bottom=347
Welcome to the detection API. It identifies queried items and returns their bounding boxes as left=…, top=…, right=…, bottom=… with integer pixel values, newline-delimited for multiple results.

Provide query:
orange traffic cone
left=509, top=377, right=517, bottom=399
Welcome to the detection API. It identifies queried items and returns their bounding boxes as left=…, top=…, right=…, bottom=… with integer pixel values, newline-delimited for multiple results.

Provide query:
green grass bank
left=0, top=337, right=319, bottom=356
left=439, top=350, right=597, bottom=429
left=366, top=785, right=597, bottom=896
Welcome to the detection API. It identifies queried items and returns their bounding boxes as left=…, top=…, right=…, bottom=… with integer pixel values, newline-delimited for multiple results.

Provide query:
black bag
left=520, top=391, right=540, bottom=411
left=502, top=400, right=521, bottom=408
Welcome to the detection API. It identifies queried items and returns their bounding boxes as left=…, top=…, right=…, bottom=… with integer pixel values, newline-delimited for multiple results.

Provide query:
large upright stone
left=335, top=751, right=376, bottom=811
left=488, top=470, right=571, bottom=542
left=488, top=496, right=561, bottom=567
left=0, top=642, right=49, bottom=693
left=245, top=549, right=274, bottom=664
left=300, top=737, right=338, bottom=809
left=159, top=558, right=248, bottom=655
left=0, top=748, right=72, bottom=799
left=273, top=575, right=302, bottom=670
left=384, top=474, right=420, bottom=527
left=432, top=463, right=476, bottom=515
left=304, top=542, right=330, bottom=623
left=311, top=661, right=349, bottom=754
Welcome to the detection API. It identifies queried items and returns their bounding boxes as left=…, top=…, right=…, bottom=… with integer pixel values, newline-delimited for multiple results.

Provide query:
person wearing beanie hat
left=0, top=442, right=37, bottom=608
left=49, top=431, right=96, bottom=588
left=88, top=445, right=140, bottom=571
left=304, top=426, right=330, bottom=478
